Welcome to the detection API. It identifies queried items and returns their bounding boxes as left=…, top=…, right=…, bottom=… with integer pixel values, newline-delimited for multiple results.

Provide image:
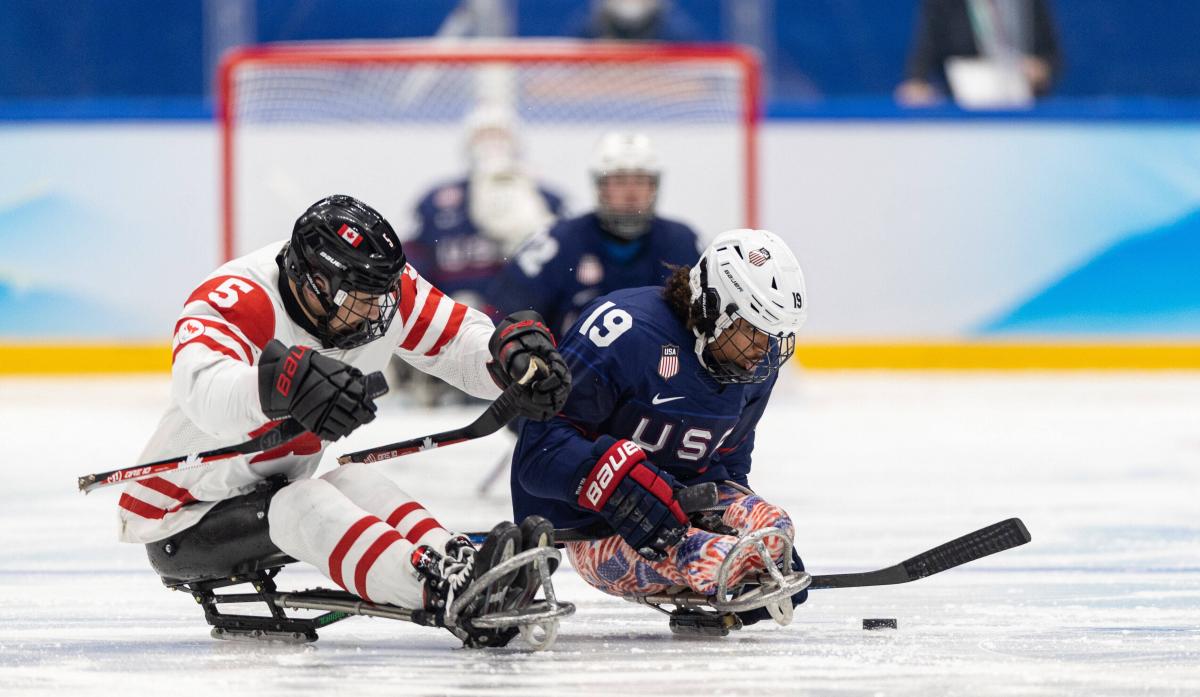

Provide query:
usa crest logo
left=748, top=248, right=771, bottom=266
left=658, top=344, right=680, bottom=380
left=337, top=223, right=363, bottom=248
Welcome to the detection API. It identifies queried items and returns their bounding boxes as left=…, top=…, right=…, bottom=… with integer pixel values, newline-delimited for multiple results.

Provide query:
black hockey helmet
left=282, top=194, right=407, bottom=349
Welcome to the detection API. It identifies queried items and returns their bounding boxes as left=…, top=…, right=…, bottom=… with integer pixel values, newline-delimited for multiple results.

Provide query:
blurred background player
left=568, top=0, right=704, bottom=42
left=125, top=194, right=570, bottom=647
left=508, top=229, right=809, bottom=626
left=488, top=132, right=700, bottom=337
left=398, top=104, right=566, bottom=406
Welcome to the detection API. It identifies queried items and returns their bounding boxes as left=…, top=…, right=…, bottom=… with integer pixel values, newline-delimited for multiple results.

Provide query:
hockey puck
left=862, top=618, right=897, bottom=630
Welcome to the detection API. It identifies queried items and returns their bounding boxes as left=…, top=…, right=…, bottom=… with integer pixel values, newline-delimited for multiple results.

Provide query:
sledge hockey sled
left=144, top=480, right=573, bottom=650
left=624, top=527, right=810, bottom=637
left=626, top=516, right=1034, bottom=637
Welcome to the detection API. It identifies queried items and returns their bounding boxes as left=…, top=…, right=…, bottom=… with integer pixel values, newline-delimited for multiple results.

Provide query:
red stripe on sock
left=405, top=517, right=444, bottom=545
left=328, top=516, right=378, bottom=592
left=354, top=529, right=404, bottom=602
left=386, top=501, right=423, bottom=528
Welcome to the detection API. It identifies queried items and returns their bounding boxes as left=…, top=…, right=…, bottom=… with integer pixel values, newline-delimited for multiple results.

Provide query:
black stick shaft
left=77, top=372, right=388, bottom=494
left=337, top=360, right=541, bottom=465
left=809, top=518, right=1031, bottom=590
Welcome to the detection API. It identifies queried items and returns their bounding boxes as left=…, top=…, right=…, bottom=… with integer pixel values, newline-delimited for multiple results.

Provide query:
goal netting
left=220, top=39, right=759, bottom=259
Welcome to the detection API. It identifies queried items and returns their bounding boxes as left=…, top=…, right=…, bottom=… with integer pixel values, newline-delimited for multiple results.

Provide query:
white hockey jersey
left=118, top=242, right=500, bottom=543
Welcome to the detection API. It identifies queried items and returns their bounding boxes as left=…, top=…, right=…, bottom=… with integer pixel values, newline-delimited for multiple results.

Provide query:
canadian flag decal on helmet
left=748, top=248, right=771, bottom=266
left=337, top=224, right=363, bottom=248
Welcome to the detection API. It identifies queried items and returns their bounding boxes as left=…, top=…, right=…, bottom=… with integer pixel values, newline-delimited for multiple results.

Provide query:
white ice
left=1, top=371, right=1198, bottom=696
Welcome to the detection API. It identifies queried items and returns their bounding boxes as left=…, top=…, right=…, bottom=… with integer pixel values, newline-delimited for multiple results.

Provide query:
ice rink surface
left=1, top=370, right=1197, bottom=696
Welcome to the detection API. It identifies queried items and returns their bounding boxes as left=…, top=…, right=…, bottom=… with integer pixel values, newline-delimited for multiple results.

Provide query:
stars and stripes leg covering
left=566, top=486, right=794, bottom=597
left=267, top=478, right=424, bottom=608
left=320, top=463, right=453, bottom=551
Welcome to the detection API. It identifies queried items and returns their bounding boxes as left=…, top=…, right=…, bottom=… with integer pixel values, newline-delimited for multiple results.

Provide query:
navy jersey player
left=487, top=132, right=699, bottom=336
left=510, top=229, right=808, bottom=621
left=404, top=104, right=565, bottom=310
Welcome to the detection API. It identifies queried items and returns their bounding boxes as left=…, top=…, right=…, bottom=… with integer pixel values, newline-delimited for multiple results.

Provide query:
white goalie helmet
left=688, top=228, right=807, bottom=383
left=590, top=132, right=661, bottom=239
left=464, top=103, right=519, bottom=170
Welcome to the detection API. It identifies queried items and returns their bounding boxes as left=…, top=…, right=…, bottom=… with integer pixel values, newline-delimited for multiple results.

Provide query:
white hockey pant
left=267, top=464, right=453, bottom=609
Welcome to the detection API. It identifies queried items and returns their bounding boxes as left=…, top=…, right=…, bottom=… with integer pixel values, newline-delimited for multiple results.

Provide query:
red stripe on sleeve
left=399, top=287, right=445, bottom=351
left=398, top=271, right=418, bottom=323
left=328, top=516, right=378, bottom=592
left=172, top=334, right=247, bottom=364
left=175, top=316, right=254, bottom=361
left=405, top=517, right=444, bottom=545
left=354, top=529, right=404, bottom=602
left=118, top=493, right=166, bottom=520
left=200, top=318, right=254, bottom=360
left=137, top=477, right=198, bottom=505
left=423, top=302, right=468, bottom=357
left=385, top=501, right=423, bottom=528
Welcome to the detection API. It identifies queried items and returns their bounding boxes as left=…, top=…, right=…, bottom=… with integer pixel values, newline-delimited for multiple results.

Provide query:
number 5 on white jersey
left=207, top=278, right=256, bottom=309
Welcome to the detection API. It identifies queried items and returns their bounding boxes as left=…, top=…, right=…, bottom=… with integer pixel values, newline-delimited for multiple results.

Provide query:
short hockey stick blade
left=337, top=358, right=543, bottom=465
left=78, top=372, right=388, bottom=494
left=808, top=517, right=1031, bottom=590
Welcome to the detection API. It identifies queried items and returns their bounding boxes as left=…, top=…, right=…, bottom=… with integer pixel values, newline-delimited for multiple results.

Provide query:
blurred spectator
left=896, top=0, right=1060, bottom=107
left=570, top=0, right=703, bottom=42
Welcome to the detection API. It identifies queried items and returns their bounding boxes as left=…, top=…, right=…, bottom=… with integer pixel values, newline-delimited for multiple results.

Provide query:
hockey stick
left=465, top=483, right=721, bottom=545
left=478, top=516, right=1030, bottom=584
left=336, top=358, right=543, bottom=465
left=808, top=517, right=1031, bottom=590
left=76, top=372, right=389, bottom=494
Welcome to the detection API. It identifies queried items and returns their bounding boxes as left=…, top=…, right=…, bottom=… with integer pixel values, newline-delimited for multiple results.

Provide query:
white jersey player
left=121, top=194, right=571, bottom=646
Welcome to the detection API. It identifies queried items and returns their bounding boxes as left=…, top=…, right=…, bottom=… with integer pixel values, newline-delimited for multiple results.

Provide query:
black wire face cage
left=303, top=272, right=402, bottom=350
left=702, top=319, right=797, bottom=385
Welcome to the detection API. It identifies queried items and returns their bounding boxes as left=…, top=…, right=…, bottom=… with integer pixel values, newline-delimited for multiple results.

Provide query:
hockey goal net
left=220, top=39, right=760, bottom=260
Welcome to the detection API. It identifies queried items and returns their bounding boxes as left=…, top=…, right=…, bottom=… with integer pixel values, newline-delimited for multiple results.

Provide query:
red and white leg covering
left=268, top=478, right=424, bottom=608
left=321, top=463, right=453, bottom=550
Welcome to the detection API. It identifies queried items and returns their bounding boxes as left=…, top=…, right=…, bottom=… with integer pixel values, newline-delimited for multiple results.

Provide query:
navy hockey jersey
left=487, top=213, right=699, bottom=336
left=405, top=178, right=564, bottom=306
left=510, top=286, right=779, bottom=530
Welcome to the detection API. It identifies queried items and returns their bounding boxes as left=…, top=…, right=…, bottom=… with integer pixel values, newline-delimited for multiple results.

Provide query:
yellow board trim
left=1, top=342, right=1199, bottom=374
left=0, top=344, right=171, bottom=374
left=794, top=342, right=1200, bottom=370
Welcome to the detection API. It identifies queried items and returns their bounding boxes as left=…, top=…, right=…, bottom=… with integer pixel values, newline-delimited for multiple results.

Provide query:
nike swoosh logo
left=652, top=393, right=686, bottom=405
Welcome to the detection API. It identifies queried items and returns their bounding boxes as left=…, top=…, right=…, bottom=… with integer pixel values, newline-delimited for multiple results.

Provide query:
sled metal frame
left=166, top=547, right=574, bottom=650
left=624, top=528, right=810, bottom=635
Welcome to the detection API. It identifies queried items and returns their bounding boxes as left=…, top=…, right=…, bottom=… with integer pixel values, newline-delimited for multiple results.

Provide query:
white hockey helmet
left=688, top=229, right=807, bottom=383
left=464, top=102, right=519, bottom=169
left=590, top=131, right=661, bottom=239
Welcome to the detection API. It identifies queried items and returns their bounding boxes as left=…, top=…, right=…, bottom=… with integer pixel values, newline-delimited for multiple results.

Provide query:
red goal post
left=219, top=40, right=761, bottom=261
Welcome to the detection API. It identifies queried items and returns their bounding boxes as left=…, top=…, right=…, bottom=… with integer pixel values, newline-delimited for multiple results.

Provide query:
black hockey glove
left=257, top=339, right=385, bottom=441
left=576, top=439, right=689, bottom=562
left=487, top=310, right=571, bottom=421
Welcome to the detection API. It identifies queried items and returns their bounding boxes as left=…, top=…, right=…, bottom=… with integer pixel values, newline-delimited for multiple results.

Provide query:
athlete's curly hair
left=662, top=264, right=694, bottom=329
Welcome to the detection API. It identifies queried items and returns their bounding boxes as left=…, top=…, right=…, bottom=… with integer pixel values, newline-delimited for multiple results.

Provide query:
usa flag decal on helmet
left=748, top=248, right=771, bottom=266
left=658, top=344, right=679, bottom=380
